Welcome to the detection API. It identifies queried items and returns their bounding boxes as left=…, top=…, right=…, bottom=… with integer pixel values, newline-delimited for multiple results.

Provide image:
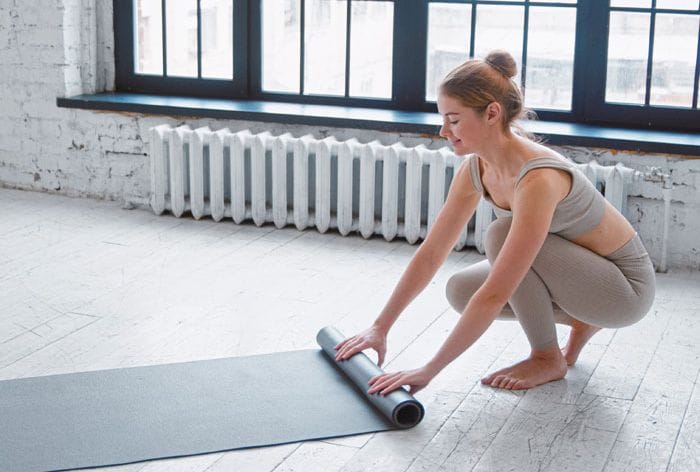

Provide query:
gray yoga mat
left=0, top=326, right=424, bottom=472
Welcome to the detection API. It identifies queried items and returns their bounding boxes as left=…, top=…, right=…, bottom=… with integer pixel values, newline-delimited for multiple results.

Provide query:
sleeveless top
left=467, top=155, right=607, bottom=240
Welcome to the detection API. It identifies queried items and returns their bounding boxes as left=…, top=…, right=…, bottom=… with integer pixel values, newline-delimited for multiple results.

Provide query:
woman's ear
left=485, top=102, right=501, bottom=125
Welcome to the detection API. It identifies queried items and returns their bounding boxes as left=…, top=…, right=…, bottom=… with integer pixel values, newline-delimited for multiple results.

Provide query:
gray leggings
left=446, top=217, right=656, bottom=350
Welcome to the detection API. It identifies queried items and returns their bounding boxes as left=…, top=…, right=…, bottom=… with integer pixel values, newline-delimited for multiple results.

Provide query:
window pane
left=650, top=14, right=699, bottom=107
left=426, top=3, right=471, bottom=102
left=135, top=0, right=163, bottom=75
left=474, top=5, right=525, bottom=85
left=201, top=0, right=233, bottom=79
left=525, top=7, right=576, bottom=111
left=262, top=0, right=301, bottom=93
left=656, top=0, right=700, bottom=10
left=349, top=1, right=393, bottom=99
left=610, top=0, right=651, bottom=7
left=165, top=0, right=198, bottom=77
left=606, top=12, right=650, bottom=105
left=304, top=0, right=347, bottom=96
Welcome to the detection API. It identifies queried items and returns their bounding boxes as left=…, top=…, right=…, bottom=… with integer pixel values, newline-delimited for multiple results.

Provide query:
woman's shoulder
left=515, top=155, right=574, bottom=207
left=524, top=142, right=571, bottom=163
left=518, top=145, right=575, bottom=177
left=454, top=154, right=483, bottom=195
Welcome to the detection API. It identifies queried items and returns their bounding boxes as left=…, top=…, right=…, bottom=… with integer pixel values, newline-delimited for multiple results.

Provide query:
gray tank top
left=467, top=155, right=607, bottom=240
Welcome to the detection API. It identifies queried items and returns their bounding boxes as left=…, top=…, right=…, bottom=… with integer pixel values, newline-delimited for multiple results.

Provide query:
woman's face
left=437, top=93, right=488, bottom=156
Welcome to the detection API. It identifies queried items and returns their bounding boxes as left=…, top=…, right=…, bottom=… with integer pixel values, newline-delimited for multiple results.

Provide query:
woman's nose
left=439, top=125, right=448, bottom=138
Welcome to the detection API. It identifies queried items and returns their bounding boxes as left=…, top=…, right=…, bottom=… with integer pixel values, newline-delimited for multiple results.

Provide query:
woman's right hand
left=334, top=326, right=388, bottom=367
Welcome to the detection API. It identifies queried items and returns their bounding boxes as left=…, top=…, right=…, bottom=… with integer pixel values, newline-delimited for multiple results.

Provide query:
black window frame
left=584, top=1, right=700, bottom=131
left=115, top=0, right=250, bottom=98
left=114, top=0, right=700, bottom=132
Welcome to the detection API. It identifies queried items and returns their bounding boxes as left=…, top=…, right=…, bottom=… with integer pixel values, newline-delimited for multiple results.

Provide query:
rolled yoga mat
left=0, top=326, right=424, bottom=472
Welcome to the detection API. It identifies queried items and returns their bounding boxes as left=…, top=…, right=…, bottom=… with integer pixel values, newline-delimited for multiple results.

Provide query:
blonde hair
left=439, top=49, right=535, bottom=135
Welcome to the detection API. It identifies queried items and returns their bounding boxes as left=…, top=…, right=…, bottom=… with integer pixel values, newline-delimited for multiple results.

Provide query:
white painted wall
left=0, top=1, right=698, bottom=270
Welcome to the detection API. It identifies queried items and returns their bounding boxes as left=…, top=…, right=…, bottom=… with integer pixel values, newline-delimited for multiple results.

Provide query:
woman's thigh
left=445, top=259, right=574, bottom=324
left=531, top=233, right=655, bottom=328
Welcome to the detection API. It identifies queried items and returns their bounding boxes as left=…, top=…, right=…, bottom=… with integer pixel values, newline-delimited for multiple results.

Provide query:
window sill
left=56, top=93, right=700, bottom=157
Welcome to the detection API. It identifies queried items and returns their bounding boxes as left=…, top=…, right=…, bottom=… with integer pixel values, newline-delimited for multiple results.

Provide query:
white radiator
left=149, top=125, right=639, bottom=253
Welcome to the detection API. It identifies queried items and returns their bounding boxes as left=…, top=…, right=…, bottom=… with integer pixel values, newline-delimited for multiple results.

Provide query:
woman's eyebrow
left=444, top=112, right=459, bottom=117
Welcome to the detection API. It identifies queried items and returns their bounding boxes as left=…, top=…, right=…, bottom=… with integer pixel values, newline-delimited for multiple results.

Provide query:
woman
left=334, top=50, right=656, bottom=395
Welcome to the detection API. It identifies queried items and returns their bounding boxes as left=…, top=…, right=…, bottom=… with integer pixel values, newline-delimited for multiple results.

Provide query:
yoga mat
left=0, top=326, right=424, bottom=472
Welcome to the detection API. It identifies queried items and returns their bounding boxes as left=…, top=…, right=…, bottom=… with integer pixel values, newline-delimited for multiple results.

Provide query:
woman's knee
left=445, top=273, right=469, bottom=313
left=445, top=262, right=489, bottom=313
left=594, top=295, right=653, bottom=329
left=484, top=217, right=512, bottom=263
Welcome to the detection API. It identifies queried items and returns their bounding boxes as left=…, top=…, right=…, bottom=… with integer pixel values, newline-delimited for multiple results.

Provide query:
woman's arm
left=368, top=168, right=569, bottom=394
left=372, top=194, right=481, bottom=334
left=335, top=160, right=481, bottom=362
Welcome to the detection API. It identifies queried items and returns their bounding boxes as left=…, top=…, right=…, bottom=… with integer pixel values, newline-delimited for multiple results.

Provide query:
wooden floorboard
left=1, top=187, right=698, bottom=472
left=602, top=301, right=700, bottom=472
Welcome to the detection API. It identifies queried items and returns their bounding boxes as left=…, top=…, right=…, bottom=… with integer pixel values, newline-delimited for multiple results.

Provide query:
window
left=591, top=0, right=700, bottom=130
left=425, top=0, right=578, bottom=111
left=118, top=0, right=247, bottom=98
left=114, top=0, right=700, bottom=131
left=259, top=0, right=394, bottom=98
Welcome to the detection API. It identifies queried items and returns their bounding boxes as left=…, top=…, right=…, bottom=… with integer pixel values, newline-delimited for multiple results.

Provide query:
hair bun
left=484, top=50, right=518, bottom=79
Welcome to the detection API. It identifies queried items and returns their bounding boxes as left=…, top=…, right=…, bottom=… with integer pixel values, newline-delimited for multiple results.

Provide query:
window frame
left=582, top=1, right=700, bottom=132
left=114, top=0, right=250, bottom=98
left=113, top=0, right=700, bottom=132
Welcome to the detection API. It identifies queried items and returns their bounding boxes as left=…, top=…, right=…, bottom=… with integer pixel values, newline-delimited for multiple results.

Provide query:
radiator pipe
left=659, top=184, right=672, bottom=274
left=641, top=167, right=672, bottom=273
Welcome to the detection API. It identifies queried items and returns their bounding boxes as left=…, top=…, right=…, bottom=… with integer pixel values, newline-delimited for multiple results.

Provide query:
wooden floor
left=1, top=187, right=698, bottom=472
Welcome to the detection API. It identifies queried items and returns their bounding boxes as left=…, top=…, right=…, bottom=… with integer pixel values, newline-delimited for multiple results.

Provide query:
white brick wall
left=0, top=0, right=698, bottom=270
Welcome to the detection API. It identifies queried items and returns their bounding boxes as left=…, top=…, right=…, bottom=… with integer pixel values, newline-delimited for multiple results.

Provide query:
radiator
left=149, top=125, right=640, bottom=253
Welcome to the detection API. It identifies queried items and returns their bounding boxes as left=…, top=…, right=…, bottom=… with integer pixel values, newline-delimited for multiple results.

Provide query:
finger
left=335, top=338, right=357, bottom=357
left=334, top=338, right=353, bottom=359
left=377, top=350, right=385, bottom=368
left=339, top=339, right=368, bottom=361
left=381, top=378, right=406, bottom=396
left=336, top=339, right=363, bottom=360
left=408, top=384, right=424, bottom=395
left=368, top=373, right=387, bottom=386
left=368, top=373, right=401, bottom=394
left=334, top=337, right=353, bottom=351
left=368, top=376, right=394, bottom=394
left=375, top=373, right=403, bottom=393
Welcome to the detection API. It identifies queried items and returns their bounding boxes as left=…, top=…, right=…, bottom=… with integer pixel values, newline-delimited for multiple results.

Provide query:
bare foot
left=481, top=347, right=567, bottom=390
left=561, top=319, right=601, bottom=366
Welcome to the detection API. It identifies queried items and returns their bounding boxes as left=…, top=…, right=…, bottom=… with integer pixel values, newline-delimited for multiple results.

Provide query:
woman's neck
left=475, top=131, right=533, bottom=178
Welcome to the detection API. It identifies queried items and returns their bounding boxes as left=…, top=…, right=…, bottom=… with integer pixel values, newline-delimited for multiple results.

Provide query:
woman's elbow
left=465, top=288, right=509, bottom=316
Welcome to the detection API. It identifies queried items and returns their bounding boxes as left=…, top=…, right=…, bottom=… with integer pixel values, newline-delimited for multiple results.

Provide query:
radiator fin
left=149, top=126, right=636, bottom=253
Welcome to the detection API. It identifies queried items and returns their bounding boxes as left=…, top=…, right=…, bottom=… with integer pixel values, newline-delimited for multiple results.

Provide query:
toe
left=482, top=372, right=499, bottom=385
left=511, top=379, right=528, bottom=390
left=481, top=365, right=511, bottom=385
left=505, top=378, right=518, bottom=390
left=493, top=375, right=510, bottom=389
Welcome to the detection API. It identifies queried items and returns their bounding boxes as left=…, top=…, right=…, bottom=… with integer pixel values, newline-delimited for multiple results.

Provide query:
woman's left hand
left=367, top=366, right=435, bottom=396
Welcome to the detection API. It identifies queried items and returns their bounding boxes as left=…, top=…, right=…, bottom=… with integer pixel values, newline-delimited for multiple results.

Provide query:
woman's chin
left=451, top=142, right=470, bottom=155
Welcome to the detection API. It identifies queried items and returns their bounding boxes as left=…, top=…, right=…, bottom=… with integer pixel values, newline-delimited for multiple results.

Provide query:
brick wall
left=0, top=0, right=698, bottom=270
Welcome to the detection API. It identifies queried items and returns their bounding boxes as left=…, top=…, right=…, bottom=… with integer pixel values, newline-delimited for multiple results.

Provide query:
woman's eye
left=449, top=120, right=459, bottom=125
